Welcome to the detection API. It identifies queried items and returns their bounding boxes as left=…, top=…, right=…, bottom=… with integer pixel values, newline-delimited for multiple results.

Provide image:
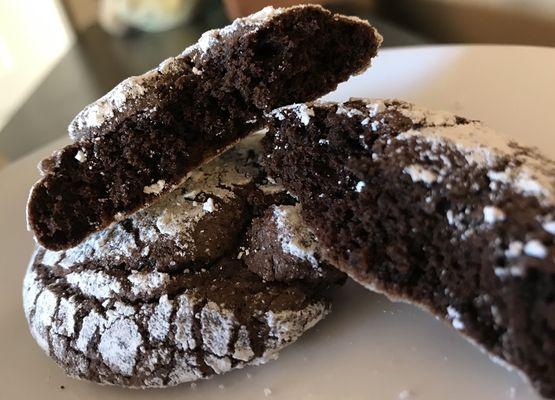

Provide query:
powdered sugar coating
left=483, top=205, right=506, bottom=224
left=98, top=317, right=142, bottom=376
left=524, top=240, right=547, bottom=259
left=68, top=4, right=286, bottom=137
left=23, top=260, right=330, bottom=387
left=128, top=271, right=170, bottom=297
left=277, top=99, right=555, bottom=281
left=446, top=306, right=465, bottom=330
left=272, top=204, right=321, bottom=268
left=403, top=164, right=439, bottom=185
left=143, top=180, right=166, bottom=195
left=276, top=99, right=555, bottom=205
left=69, top=77, right=149, bottom=137
left=65, top=270, right=123, bottom=300
left=271, top=103, right=315, bottom=126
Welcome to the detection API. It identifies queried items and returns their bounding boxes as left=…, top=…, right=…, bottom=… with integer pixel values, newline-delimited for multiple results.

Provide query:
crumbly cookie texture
left=27, top=4, right=381, bottom=251
left=23, top=135, right=344, bottom=387
left=262, top=99, right=555, bottom=398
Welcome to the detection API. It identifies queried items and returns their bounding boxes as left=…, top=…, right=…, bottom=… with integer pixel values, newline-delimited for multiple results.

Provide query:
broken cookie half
left=262, top=99, right=555, bottom=398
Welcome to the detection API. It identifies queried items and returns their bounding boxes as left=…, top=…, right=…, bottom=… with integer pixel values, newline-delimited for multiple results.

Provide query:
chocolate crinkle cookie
left=262, top=99, right=555, bottom=398
left=27, top=4, right=382, bottom=251
left=23, top=135, right=345, bottom=388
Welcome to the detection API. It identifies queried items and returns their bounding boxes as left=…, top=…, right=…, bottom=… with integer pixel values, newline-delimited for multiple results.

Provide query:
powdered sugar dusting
left=524, top=240, right=547, bottom=258
left=65, top=270, right=123, bottom=300
left=201, top=302, right=236, bottom=357
left=355, top=181, right=366, bottom=192
left=52, top=297, right=77, bottom=337
left=75, top=149, right=87, bottom=163
left=265, top=301, right=328, bottom=344
left=174, top=292, right=199, bottom=351
left=70, top=76, right=147, bottom=136
left=128, top=271, right=169, bottom=296
left=30, top=288, right=57, bottom=352
left=148, top=295, right=173, bottom=341
left=446, top=306, right=465, bottom=330
left=403, top=164, right=438, bottom=185
left=233, top=326, right=255, bottom=361
left=483, top=205, right=506, bottom=224
left=308, top=99, right=555, bottom=203
left=271, top=103, right=314, bottom=126
left=202, top=197, right=215, bottom=213
left=68, top=5, right=289, bottom=137
left=49, top=137, right=261, bottom=268
left=542, top=220, right=555, bottom=235
left=98, top=317, right=142, bottom=376
left=396, top=122, right=555, bottom=202
left=272, top=204, right=320, bottom=268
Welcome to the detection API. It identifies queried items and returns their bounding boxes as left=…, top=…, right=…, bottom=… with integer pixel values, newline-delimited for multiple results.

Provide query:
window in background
left=0, top=0, right=74, bottom=134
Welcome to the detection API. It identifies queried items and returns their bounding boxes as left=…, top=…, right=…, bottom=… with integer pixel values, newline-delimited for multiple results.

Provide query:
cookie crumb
left=60, top=385, right=65, bottom=390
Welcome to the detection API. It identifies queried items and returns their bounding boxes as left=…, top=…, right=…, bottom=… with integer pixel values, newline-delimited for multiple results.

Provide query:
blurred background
left=1, top=0, right=554, bottom=168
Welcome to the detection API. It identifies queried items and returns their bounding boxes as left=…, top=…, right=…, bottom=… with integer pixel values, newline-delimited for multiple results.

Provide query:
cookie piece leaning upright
left=27, top=4, right=382, bottom=251
left=23, top=135, right=344, bottom=388
left=261, top=99, right=555, bottom=398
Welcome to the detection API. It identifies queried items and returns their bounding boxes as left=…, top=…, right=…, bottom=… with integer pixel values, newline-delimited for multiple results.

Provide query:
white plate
left=1, top=45, right=554, bottom=400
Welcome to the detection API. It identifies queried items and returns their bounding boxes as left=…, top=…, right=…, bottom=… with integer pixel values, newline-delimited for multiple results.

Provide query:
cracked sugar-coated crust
left=262, top=99, right=555, bottom=398
left=24, top=253, right=331, bottom=388
left=23, top=135, right=344, bottom=387
left=27, top=4, right=382, bottom=251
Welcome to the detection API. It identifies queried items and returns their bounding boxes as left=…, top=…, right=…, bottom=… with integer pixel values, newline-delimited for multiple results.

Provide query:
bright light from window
left=0, top=37, right=14, bottom=73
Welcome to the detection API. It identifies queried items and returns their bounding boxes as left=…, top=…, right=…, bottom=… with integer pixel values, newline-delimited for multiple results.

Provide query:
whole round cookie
left=23, top=135, right=344, bottom=388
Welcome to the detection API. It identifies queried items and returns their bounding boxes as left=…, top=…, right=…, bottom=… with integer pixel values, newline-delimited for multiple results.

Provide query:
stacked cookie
left=24, top=5, right=378, bottom=388
left=24, top=135, right=345, bottom=386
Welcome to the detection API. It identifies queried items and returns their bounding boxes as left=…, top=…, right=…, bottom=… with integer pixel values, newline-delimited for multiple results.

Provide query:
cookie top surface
left=269, top=99, right=555, bottom=205
left=68, top=5, right=380, bottom=142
